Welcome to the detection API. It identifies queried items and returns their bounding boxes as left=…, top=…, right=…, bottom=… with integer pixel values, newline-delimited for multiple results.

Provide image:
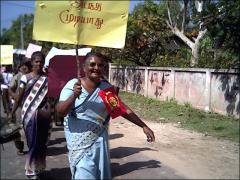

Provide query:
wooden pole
left=75, top=45, right=80, bottom=79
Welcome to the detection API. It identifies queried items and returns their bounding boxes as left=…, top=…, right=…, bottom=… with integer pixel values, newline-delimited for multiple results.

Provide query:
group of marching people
left=1, top=51, right=52, bottom=179
left=1, top=50, right=155, bottom=180
left=1, top=58, right=32, bottom=154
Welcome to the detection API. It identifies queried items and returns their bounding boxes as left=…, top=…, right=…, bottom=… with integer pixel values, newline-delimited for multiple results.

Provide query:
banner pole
left=75, top=44, right=80, bottom=79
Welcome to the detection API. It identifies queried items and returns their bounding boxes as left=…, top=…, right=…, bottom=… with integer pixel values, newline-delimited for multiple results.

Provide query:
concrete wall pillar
left=171, top=69, right=175, bottom=99
left=144, top=67, right=149, bottom=97
left=205, top=70, right=211, bottom=111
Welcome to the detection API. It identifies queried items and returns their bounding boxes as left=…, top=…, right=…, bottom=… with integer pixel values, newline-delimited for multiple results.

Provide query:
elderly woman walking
left=56, top=52, right=155, bottom=179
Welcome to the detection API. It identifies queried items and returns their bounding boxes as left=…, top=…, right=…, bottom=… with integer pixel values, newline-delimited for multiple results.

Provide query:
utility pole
left=20, top=15, right=24, bottom=49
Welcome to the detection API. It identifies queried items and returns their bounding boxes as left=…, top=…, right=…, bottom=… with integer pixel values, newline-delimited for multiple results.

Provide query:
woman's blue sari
left=60, top=78, right=112, bottom=179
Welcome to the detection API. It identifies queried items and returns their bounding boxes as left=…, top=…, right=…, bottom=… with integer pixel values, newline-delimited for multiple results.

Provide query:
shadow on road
left=48, top=137, right=66, bottom=146
left=39, top=167, right=71, bottom=180
left=110, top=146, right=161, bottom=177
left=51, top=127, right=64, bottom=132
left=110, top=146, right=156, bottom=159
left=109, top=133, right=124, bottom=140
left=47, top=146, right=68, bottom=156
left=111, top=160, right=161, bottom=177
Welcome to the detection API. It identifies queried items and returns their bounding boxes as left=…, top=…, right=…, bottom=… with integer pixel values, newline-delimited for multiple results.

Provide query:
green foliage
left=165, top=0, right=183, bottom=28
left=153, top=46, right=191, bottom=68
left=1, top=1, right=238, bottom=69
left=200, top=0, right=240, bottom=68
left=118, top=1, right=171, bottom=66
left=92, top=1, right=171, bottom=67
left=1, top=14, right=34, bottom=49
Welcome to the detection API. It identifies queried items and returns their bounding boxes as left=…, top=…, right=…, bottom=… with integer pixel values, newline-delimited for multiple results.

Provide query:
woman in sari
left=10, top=51, right=52, bottom=179
left=56, top=52, right=155, bottom=179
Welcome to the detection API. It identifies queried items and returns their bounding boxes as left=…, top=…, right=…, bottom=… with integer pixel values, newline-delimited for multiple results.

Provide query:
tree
left=200, top=0, right=240, bottom=68
left=166, top=0, right=208, bottom=66
left=116, top=1, right=170, bottom=66
left=91, top=1, right=170, bottom=66
left=1, top=14, right=34, bottom=49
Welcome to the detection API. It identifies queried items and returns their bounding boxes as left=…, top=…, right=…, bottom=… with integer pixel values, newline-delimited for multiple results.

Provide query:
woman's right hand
left=143, top=125, right=155, bottom=142
left=56, top=79, right=82, bottom=117
left=73, top=79, right=82, bottom=98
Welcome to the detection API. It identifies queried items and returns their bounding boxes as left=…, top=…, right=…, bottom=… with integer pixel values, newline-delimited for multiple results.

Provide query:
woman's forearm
left=122, top=112, right=147, bottom=128
left=57, top=79, right=82, bottom=117
left=56, top=94, right=76, bottom=117
left=121, top=104, right=147, bottom=128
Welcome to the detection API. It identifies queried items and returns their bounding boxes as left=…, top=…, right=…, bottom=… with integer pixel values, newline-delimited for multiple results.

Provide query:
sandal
left=26, top=174, right=39, bottom=179
left=17, top=150, right=25, bottom=155
left=25, top=171, right=38, bottom=179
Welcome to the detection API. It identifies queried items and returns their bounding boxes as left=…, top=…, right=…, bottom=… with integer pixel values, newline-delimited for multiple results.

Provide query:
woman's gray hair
left=84, top=52, right=108, bottom=64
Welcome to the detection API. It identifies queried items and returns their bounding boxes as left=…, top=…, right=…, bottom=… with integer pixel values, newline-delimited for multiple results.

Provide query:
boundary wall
left=109, top=64, right=239, bottom=119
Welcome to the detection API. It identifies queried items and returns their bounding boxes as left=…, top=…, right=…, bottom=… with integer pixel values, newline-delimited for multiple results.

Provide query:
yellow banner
left=0, top=45, right=13, bottom=65
left=33, top=1, right=129, bottom=48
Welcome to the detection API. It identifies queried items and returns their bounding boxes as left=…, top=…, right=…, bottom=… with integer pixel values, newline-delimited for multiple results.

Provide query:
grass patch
left=119, top=91, right=239, bottom=142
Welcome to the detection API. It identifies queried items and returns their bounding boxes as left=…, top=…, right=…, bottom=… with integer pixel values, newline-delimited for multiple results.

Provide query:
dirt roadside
left=109, top=117, right=239, bottom=179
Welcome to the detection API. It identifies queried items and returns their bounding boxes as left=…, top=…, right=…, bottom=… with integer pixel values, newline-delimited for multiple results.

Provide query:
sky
left=0, top=0, right=144, bottom=30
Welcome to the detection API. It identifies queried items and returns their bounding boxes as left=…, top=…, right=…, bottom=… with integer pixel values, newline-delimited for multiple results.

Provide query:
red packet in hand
left=98, top=86, right=126, bottom=119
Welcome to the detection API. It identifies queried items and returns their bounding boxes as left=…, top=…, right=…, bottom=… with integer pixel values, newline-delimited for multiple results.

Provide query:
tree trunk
left=191, top=44, right=199, bottom=66
left=190, top=28, right=207, bottom=66
left=166, top=0, right=208, bottom=67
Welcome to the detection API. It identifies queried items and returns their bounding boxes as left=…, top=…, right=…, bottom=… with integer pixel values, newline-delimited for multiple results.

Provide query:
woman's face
left=19, top=64, right=30, bottom=74
left=84, top=56, right=105, bottom=81
left=32, top=56, right=44, bottom=72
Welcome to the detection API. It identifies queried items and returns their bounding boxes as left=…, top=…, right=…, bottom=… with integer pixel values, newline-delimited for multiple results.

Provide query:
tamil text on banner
left=33, top=1, right=129, bottom=48
left=0, top=45, right=13, bottom=65
left=98, top=86, right=127, bottom=119
left=25, top=43, right=42, bottom=58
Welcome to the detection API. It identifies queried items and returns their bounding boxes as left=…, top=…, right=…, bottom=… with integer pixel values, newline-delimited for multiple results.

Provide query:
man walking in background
left=8, top=59, right=31, bottom=155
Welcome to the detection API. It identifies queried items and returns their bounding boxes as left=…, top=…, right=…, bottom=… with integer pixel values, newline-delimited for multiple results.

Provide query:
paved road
left=1, top=124, right=70, bottom=180
left=2, top=95, right=239, bottom=179
left=1, top=124, right=183, bottom=180
left=0, top=96, right=184, bottom=179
